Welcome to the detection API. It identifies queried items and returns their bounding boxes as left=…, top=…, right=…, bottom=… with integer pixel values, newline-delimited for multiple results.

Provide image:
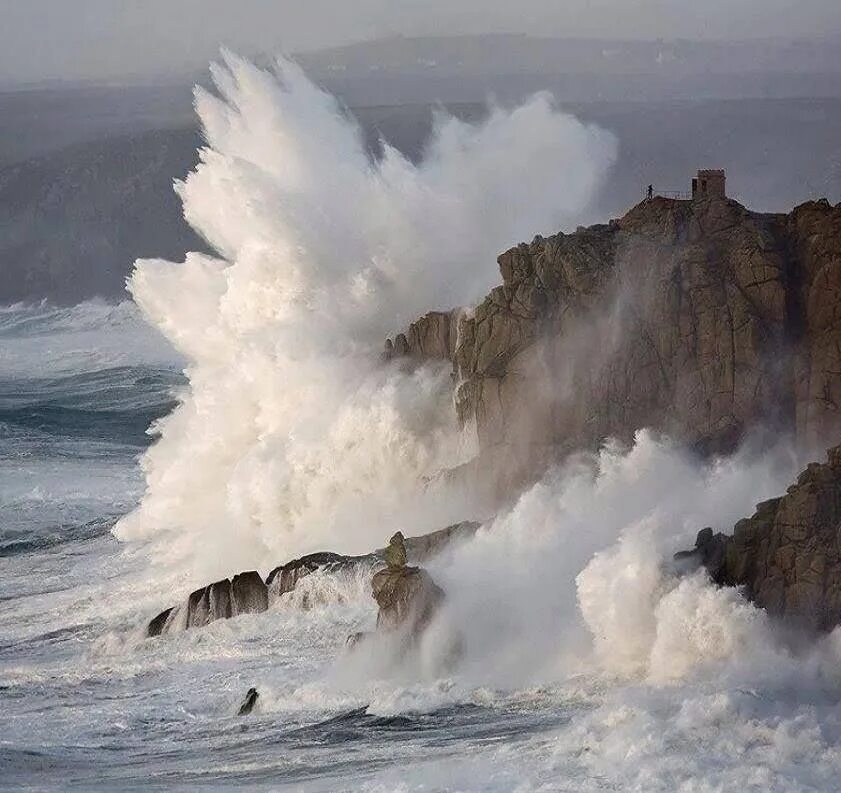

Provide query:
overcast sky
left=2, top=0, right=841, bottom=84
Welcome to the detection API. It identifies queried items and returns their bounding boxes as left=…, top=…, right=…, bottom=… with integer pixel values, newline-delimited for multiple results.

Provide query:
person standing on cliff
left=647, top=184, right=654, bottom=200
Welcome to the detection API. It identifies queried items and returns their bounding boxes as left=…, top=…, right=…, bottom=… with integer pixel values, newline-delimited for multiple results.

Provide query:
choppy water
left=4, top=300, right=841, bottom=793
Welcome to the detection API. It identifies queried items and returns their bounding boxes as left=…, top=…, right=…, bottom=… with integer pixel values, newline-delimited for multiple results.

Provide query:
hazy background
left=1, top=1, right=841, bottom=303
left=3, top=0, right=841, bottom=84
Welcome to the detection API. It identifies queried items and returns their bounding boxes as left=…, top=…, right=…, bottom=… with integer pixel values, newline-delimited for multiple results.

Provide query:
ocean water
left=4, top=300, right=841, bottom=793
left=6, top=54, right=841, bottom=792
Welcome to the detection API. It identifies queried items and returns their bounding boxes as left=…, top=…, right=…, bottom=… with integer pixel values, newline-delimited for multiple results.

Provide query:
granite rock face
left=678, top=444, right=841, bottom=631
left=388, top=197, right=841, bottom=495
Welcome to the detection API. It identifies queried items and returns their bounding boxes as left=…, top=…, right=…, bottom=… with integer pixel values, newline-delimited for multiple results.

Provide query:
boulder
left=231, top=571, right=269, bottom=614
left=370, top=565, right=445, bottom=637
left=265, top=552, right=354, bottom=598
left=383, top=531, right=407, bottom=568
left=146, top=523, right=478, bottom=637
left=146, top=570, right=268, bottom=636
left=238, top=687, right=259, bottom=716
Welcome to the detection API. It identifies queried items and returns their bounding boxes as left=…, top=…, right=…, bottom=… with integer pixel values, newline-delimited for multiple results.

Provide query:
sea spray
left=115, top=52, right=812, bottom=699
left=116, top=52, right=617, bottom=583
left=427, top=432, right=800, bottom=687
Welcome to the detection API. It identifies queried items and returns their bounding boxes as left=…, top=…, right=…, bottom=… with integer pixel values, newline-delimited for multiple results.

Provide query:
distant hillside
left=296, top=34, right=841, bottom=104
left=300, top=33, right=841, bottom=76
left=1, top=96, right=840, bottom=304
left=0, top=126, right=204, bottom=304
left=0, top=83, right=195, bottom=167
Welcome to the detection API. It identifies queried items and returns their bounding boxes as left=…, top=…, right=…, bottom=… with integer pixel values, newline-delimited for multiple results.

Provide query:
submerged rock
left=265, top=552, right=364, bottom=598
left=677, top=443, right=841, bottom=631
left=345, top=631, right=368, bottom=649
left=238, top=687, right=259, bottom=716
left=146, top=606, right=174, bottom=638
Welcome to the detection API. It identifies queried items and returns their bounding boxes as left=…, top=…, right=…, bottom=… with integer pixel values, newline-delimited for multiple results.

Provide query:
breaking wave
left=116, top=52, right=617, bottom=583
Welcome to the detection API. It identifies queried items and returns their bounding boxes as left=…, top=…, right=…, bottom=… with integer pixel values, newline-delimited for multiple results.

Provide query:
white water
left=6, top=56, right=841, bottom=791
left=116, top=52, right=617, bottom=585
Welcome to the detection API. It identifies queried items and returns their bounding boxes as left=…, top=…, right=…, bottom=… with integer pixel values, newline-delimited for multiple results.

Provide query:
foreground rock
left=348, top=532, right=448, bottom=651
left=677, top=443, right=841, bottom=631
left=238, top=687, right=259, bottom=716
left=371, top=566, right=445, bottom=636
left=387, top=197, right=841, bottom=498
left=146, top=522, right=479, bottom=637
left=147, top=571, right=268, bottom=636
left=265, top=551, right=369, bottom=598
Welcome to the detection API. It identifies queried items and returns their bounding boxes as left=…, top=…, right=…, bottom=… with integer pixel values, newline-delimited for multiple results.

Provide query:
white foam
left=117, top=52, right=617, bottom=584
left=0, top=299, right=179, bottom=376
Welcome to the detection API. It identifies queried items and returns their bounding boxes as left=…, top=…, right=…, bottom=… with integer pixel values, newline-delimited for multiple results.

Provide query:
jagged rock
left=146, top=570, right=268, bottom=636
left=383, top=311, right=459, bottom=362
left=387, top=197, right=841, bottom=499
left=184, top=571, right=268, bottom=629
left=673, top=527, right=729, bottom=580
left=677, top=443, right=841, bottom=631
left=146, top=523, right=479, bottom=637
left=371, top=565, right=445, bottom=636
left=146, top=606, right=174, bottom=638
left=265, top=552, right=355, bottom=598
left=401, top=521, right=481, bottom=561
left=238, top=688, right=259, bottom=716
left=383, top=531, right=408, bottom=568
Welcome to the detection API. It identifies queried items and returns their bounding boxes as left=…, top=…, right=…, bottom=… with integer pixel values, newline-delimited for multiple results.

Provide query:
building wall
left=693, top=169, right=726, bottom=199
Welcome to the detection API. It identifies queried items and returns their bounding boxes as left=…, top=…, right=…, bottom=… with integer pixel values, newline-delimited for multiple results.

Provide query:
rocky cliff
left=678, top=443, right=841, bottom=631
left=388, top=196, right=841, bottom=495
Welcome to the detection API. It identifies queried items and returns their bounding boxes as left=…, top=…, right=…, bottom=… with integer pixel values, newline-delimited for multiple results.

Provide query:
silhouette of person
left=647, top=184, right=654, bottom=200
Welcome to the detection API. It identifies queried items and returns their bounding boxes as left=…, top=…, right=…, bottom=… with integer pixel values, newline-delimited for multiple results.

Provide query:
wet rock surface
left=371, top=565, right=445, bottom=636
left=146, top=606, right=174, bottom=638
left=388, top=197, right=841, bottom=497
left=265, top=552, right=365, bottom=598
left=678, top=444, right=841, bottom=631
left=146, top=522, right=479, bottom=637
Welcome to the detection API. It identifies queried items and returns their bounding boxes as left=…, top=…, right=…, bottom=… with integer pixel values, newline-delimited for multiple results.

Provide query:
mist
left=3, top=0, right=841, bottom=84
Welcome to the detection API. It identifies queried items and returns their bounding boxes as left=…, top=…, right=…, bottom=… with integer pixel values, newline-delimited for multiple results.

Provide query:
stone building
left=692, top=169, right=726, bottom=199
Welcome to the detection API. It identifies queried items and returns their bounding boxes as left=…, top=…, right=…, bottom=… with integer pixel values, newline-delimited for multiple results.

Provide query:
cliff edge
left=388, top=196, right=841, bottom=495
